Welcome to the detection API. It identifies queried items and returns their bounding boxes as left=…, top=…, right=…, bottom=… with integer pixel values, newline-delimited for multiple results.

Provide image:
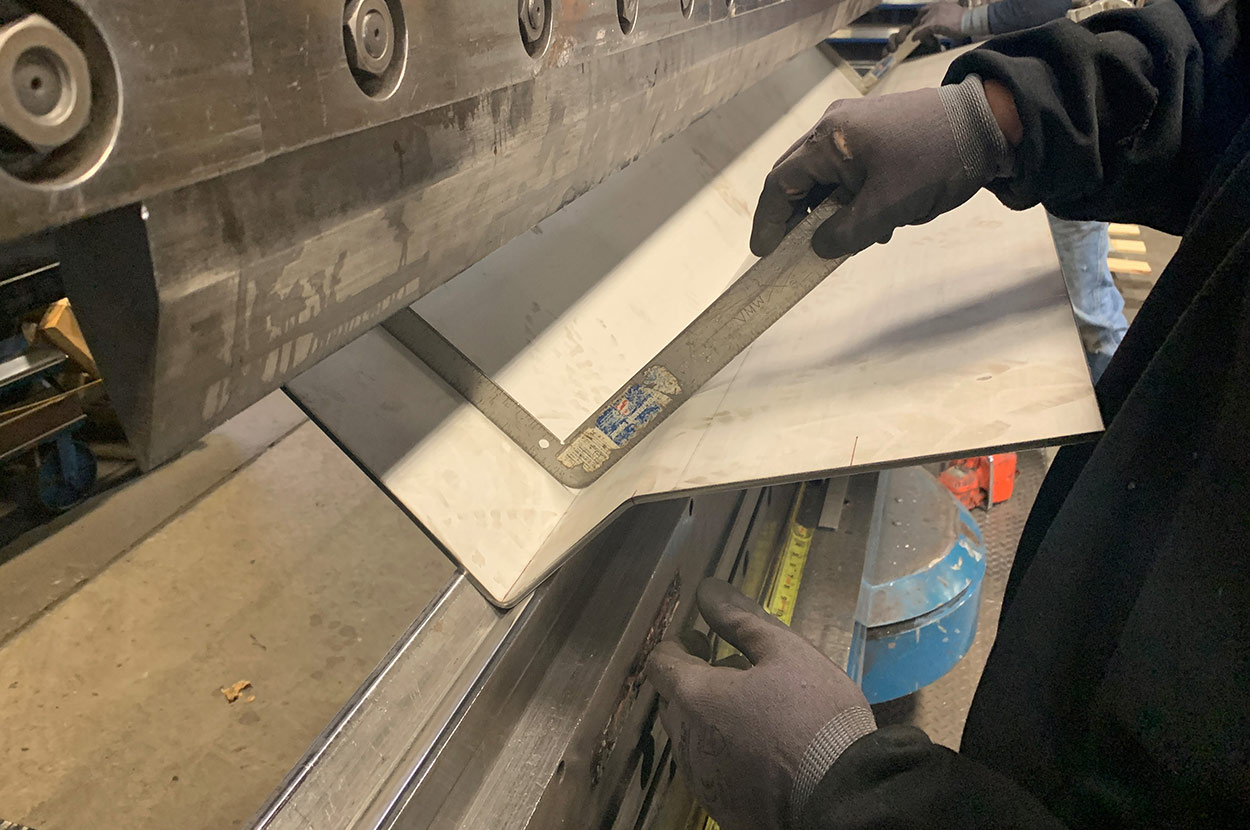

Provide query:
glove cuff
left=961, top=5, right=991, bottom=39
left=790, top=705, right=877, bottom=822
left=938, top=73, right=1013, bottom=184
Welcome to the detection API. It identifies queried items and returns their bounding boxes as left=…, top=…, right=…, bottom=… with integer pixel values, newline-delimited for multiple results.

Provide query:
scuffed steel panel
left=0, top=0, right=874, bottom=244
left=51, top=0, right=880, bottom=467
left=0, top=0, right=264, bottom=243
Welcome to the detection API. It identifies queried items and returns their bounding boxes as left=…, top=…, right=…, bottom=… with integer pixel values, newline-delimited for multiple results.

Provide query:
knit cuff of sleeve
left=938, top=73, right=1014, bottom=182
left=962, top=5, right=991, bottom=38
left=789, top=705, right=877, bottom=823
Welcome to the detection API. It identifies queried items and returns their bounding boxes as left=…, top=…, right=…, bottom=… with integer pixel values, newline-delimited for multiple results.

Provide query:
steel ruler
left=383, top=201, right=847, bottom=488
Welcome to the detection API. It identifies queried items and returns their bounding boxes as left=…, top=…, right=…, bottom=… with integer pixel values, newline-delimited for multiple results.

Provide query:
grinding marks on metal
left=383, top=200, right=847, bottom=488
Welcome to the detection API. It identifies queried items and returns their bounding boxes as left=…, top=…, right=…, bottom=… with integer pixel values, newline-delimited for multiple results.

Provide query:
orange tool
left=938, top=453, right=1017, bottom=510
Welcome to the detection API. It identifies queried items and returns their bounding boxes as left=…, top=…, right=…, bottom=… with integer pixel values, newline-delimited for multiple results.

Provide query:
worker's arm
left=887, top=0, right=1072, bottom=52
left=976, top=0, right=1075, bottom=37
left=947, top=0, right=1246, bottom=232
left=797, top=726, right=1067, bottom=829
left=758, top=0, right=1248, bottom=259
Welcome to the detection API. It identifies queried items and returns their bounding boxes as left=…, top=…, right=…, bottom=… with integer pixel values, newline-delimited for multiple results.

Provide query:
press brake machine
left=0, top=1, right=1103, bottom=827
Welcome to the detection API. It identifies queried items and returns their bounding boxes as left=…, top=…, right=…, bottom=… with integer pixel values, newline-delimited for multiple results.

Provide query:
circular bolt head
left=344, top=0, right=394, bottom=77
left=14, top=49, right=63, bottom=117
left=619, top=0, right=638, bottom=30
left=0, top=15, right=91, bottom=152
left=361, top=10, right=388, bottom=59
left=519, top=0, right=545, bottom=45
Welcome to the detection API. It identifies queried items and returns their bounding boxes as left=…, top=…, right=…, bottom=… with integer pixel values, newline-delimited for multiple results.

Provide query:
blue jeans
left=1046, top=212, right=1129, bottom=382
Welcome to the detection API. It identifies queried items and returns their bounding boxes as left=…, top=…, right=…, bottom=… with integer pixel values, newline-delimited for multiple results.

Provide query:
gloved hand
left=886, top=2, right=972, bottom=52
left=646, top=578, right=876, bottom=830
left=749, top=74, right=1012, bottom=260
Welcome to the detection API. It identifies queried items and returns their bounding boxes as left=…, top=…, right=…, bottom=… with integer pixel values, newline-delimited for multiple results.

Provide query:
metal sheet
left=0, top=344, right=65, bottom=386
left=282, top=46, right=1101, bottom=607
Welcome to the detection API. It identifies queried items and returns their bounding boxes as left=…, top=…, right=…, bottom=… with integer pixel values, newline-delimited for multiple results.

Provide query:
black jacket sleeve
left=798, top=5, right=1250, bottom=829
left=944, top=0, right=1250, bottom=235
left=798, top=726, right=1067, bottom=829
left=987, top=0, right=1075, bottom=35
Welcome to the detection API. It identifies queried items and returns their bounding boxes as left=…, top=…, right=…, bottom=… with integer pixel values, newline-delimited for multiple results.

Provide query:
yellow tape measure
left=763, top=496, right=814, bottom=626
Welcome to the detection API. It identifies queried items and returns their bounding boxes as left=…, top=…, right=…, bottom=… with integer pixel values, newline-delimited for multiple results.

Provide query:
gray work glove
left=886, top=2, right=984, bottom=52
left=646, top=578, right=876, bottom=830
left=749, top=74, right=1012, bottom=260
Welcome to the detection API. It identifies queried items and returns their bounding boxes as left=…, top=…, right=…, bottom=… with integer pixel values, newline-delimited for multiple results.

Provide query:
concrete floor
left=0, top=394, right=454, bottom=830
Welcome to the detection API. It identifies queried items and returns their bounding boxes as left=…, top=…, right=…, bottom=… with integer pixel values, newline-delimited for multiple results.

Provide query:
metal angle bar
left=391, top=201, right=848, bottom=488
left=846, top=468, right=892, bottom=682
left=712, top=488, right=766, bottom=584
left=858, top=32, right=924, bottom=94
left=0, top=262, right=58, bottom=290
left=0, top=410, right=87, bottom=463
left=818, top=475, right=851, bottom=530
left=791, top=472, right=880, bottom=675
left=819, top=40, right=876, bottom=94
